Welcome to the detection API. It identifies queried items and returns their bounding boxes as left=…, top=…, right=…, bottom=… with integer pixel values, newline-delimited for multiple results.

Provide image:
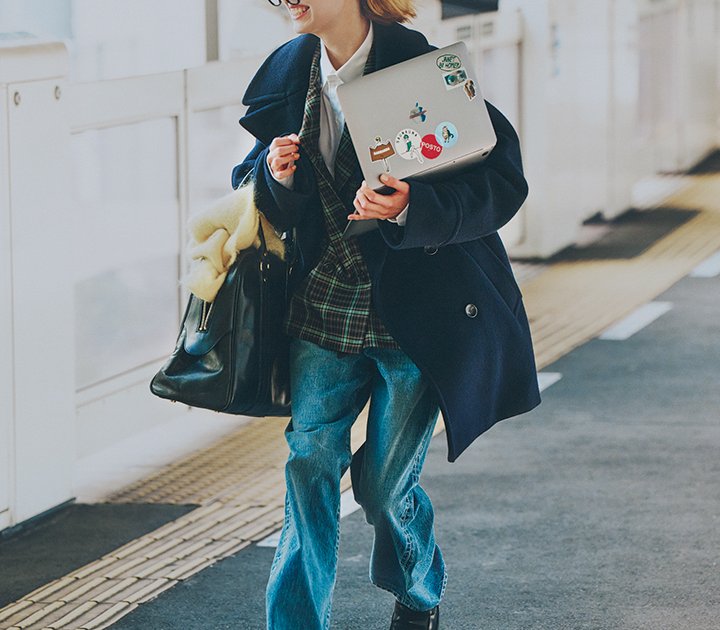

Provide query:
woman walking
left=232, top=1, right=541, bottom=628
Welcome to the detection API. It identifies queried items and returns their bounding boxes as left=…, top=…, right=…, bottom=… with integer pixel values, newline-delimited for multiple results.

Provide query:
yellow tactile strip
left=2, top=174, right=719, bottom=629
left=105, top=407, right=371, bottom=510
left=524, top=174, right=720, bottom=369
left=107, top=415, right=291, bottom=505
left=0, top=501, right=283, bottom=629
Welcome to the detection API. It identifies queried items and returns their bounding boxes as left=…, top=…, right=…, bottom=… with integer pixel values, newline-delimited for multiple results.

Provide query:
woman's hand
left=267, top=133, right=301, bottom=180
left=349, top=174, right=410, bottom=221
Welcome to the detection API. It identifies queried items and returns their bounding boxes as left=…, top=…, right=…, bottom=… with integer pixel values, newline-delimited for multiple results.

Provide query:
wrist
left=387, top=203, right=409, bottom=225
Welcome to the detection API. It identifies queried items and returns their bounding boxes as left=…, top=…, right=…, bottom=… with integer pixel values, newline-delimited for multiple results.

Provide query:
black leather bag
left=150, top=212, right=293, bottom=417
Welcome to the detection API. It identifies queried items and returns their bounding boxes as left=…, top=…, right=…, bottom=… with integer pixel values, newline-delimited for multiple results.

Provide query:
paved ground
left=105, top=269, right=720, bottom=629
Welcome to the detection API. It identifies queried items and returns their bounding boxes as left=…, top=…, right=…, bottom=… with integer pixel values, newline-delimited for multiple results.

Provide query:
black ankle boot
left=389, top=600, right=440, bottom=629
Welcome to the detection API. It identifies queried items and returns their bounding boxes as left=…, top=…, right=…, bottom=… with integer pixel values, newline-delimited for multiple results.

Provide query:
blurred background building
left=1, top=0, right=718, bottom=530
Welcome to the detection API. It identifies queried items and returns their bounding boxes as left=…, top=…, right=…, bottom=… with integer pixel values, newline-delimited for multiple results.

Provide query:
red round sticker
left=421, top=134, right=443, bottom=160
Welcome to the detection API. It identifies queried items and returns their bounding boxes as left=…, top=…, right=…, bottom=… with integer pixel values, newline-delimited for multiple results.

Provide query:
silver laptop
left=337, top=41, right=497, bottom=238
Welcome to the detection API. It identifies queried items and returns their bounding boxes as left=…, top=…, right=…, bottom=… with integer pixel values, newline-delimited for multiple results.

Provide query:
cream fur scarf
left=182, top=181, right=286, bottom=303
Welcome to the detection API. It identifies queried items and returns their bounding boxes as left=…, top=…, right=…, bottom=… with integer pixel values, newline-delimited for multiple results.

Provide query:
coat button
left=320, top=262, right=335, bottom=273
left=424, top=246, right=438, bottom=256
left=465, top=303, right=478, bottom=318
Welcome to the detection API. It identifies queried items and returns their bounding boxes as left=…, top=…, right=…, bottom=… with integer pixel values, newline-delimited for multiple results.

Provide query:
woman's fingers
left=352, top=193, right=368, bottom=216
left=270, top=143, right=299, bottom=162
left=269, top=156, right=297, bottom=180
left=272, top=141, right=299, bottom=157
left=349, top=178, right=410, bottom=220
left=273, top=162, right=297, bottom=179
left=270, top=133, right=300, bottom=149
left=270, top=153, right=300, bottom=174
left=358, top=182, right=394, bottom=209
left=268, top=134, right=301, bottom=179
left=379, top=173, right=410, bottom=193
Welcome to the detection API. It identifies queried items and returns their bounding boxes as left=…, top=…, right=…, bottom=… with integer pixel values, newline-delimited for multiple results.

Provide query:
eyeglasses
left=267, top=0, right=301, bottom=6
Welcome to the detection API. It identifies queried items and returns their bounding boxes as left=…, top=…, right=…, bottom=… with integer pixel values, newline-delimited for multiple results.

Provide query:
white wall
left=0, top=37, right=77, bottom=524
left=0, top=79, right=13, bottom=529
left=501, top=0, right=587, bottom=256
left=504, top=0, right=720, bottom=257
left=672, top=0, right=719, bottom=170
left=0, top=0, right=206, bottom=82
left=218, top=0, right=291, bottom=60
left=70, top=0, right=206, bottom=82
left=0, top=0, right=72, bottom=39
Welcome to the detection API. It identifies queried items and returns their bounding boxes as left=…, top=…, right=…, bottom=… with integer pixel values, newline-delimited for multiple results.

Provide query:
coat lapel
left=238, top=34, right=319, bottom=146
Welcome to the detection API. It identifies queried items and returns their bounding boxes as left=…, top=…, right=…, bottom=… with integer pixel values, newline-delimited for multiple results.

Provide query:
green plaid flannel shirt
left=283, top=40, right=400, bottom=354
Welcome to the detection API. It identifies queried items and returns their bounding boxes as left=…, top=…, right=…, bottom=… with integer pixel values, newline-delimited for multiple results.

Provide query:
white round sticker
left=394, top=129, right=425, bottom=163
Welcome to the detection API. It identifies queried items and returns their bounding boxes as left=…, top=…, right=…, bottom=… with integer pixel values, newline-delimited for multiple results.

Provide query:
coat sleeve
left=230, top=138, right=314, bottom=234
left=377, top=101, right=529, bottom=249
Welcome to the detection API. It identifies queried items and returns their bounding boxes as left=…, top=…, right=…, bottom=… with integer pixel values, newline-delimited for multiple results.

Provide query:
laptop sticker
left=409, top=102, right=428, bottom=123
left=394, top=129, right=425, bottom=163
left=435, top=122, right=458, bottom=148
left=464, top=79, right=477, bottom=101
left=421, top=134, right=443, bottom=160
left=443, top=68, right=468, bottom=90
left=369, top=137, right=395, bottom=172
left=436, top=54, right=463, bottom=72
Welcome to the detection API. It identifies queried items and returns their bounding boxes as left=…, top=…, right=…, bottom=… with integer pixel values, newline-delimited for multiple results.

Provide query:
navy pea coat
left=231, top=20, right=541, bottom=462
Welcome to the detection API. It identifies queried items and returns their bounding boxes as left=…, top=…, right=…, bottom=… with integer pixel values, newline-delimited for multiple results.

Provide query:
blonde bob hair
left=360, top=0, right=416, bottom=24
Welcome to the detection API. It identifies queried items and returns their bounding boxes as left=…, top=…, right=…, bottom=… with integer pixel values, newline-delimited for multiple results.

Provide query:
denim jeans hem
left=369, top=572, right=447, bottom=613
left=439, top=568, right=449, bottom=600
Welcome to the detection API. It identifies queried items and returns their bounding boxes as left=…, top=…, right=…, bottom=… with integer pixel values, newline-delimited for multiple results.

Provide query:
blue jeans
left=265, top=338, right=447, bottom=630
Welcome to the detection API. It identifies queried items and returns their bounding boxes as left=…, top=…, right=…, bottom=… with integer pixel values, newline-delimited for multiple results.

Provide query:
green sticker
left=443, top=68, right=468, bottom=90
left=436, top=54, right=462, bottom=72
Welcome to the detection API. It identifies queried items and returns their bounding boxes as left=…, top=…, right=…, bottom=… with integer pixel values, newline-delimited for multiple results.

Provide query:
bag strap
left=237, top=163, right=298, bottom=264
left=239, top=165, right=298, bottom=304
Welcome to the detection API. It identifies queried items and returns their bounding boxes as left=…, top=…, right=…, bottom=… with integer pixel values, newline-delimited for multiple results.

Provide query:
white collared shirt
left=318, top=20, right=372, bottom=177
left=270, top=22, right=407, bottom=225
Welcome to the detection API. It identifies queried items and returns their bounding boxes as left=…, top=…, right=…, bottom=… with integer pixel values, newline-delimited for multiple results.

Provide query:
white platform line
left=537, top=372, right=562, bottom=392
left=257, top=489, right=361, bottom=548
left=256, top=530, right=281, bottom=548
left=689, top=251, right=720, bottom=278
left=599, top=301, right=673, bottom=340
left=340, top=487, right=362, bottom=519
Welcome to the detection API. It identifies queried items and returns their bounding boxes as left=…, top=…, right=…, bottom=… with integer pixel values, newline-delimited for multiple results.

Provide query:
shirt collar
left=319, top=20, right=374, bottom=88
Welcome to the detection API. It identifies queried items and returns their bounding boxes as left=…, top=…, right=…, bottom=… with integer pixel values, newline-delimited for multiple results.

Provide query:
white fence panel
left=0, top=83, right=13, bottom=520
left=7, top=75, right=76, bottom=522
left=678, top=0, right=720, bottom=169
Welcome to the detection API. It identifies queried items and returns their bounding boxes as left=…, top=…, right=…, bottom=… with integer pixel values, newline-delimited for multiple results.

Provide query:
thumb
left=380, top=173, right=407, bottom=190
